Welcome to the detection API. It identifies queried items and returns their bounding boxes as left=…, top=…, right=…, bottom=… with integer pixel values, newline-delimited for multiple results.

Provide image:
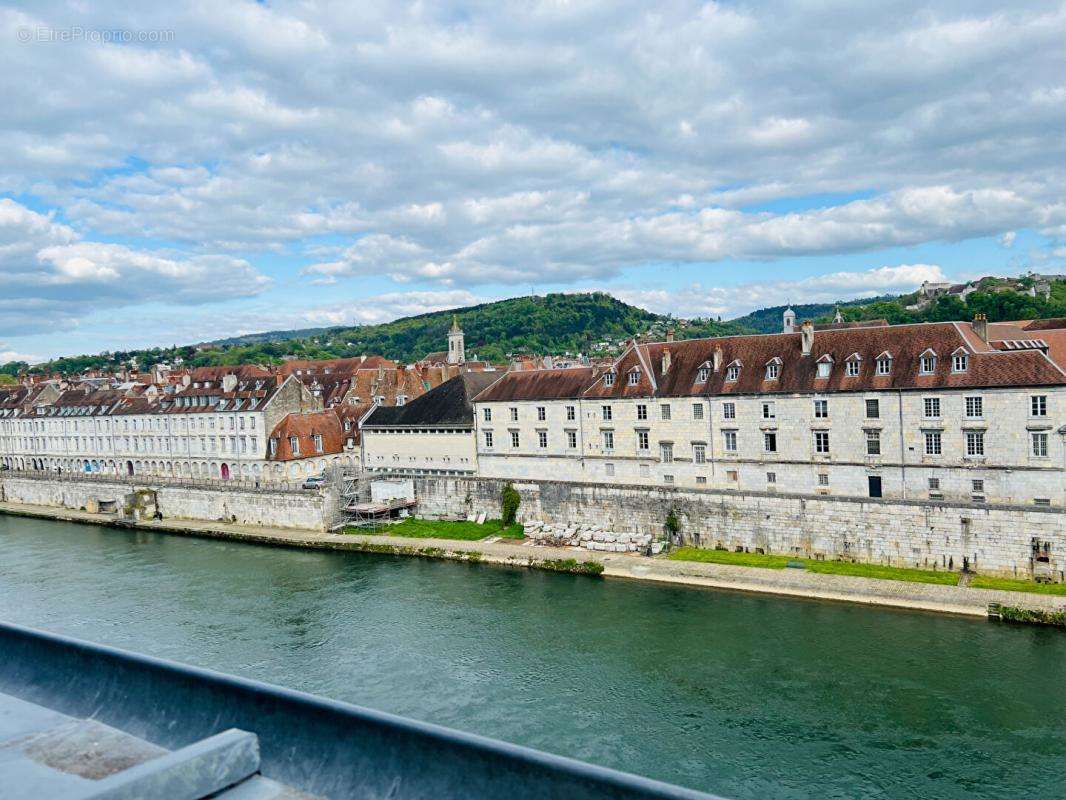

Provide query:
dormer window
left=951, top=349, right=969, bottom=373
left=765, top=358, right=782, bottom=381
left=725, top=361, right=741, bottom=382
left=845, top=354, right=861, bottom=377
left=289, top=435, right=300, bottom=456
left=919, top=350, right=937, bottom=374
left=627, top=368, right=641, bottom=386
left=696, top=363, right=711, bottom=383
left=876, top=353, right=892, bottom=376
left=815, top=355, right=833, bottom=379
left=603, top=371, right=615, bottom=387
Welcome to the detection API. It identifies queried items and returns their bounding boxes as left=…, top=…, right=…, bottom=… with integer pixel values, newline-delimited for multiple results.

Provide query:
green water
left=0, top=516, right=1063, bottom=799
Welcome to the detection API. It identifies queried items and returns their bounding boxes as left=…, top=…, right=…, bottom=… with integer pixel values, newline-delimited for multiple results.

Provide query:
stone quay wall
left=0, top=476, right=330, bottom=531
left=412, top=476, right=1065, bottom=580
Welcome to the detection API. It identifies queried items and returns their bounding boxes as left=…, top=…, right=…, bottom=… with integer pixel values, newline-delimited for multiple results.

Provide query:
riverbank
left=2, top=500, right=1064, bottom=619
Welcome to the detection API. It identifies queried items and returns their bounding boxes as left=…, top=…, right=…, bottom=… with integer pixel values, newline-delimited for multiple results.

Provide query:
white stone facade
left=473, top=387, right=1065, bottom=507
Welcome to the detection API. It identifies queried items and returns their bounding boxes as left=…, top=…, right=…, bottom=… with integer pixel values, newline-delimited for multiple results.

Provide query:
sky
left=2, top=1, right=1065, bottom=363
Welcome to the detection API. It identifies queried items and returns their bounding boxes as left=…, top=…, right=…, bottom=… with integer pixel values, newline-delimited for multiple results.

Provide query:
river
left=0, top=515, right=1063, bottom=799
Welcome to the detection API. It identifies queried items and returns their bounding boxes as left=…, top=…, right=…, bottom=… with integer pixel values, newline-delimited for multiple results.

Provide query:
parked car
left=302, top=474, right=327, bottom=490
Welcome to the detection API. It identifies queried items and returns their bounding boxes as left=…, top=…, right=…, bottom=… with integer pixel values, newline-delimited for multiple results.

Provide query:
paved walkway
left=2, top=501, right=1064, bottom=618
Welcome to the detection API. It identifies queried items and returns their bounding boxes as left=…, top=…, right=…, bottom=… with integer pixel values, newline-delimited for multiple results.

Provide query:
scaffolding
left=327, top=466, right=416, bottom=532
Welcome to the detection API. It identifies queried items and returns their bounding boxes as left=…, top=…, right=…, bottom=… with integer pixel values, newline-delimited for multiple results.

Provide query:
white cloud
left=0, top=198, right=270, bottom=335
left=612, top=264, right=948, bottom=319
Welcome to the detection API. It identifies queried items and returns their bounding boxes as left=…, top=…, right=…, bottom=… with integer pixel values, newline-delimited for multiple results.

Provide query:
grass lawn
left=669, top=547, right=793, bottom=569
left=348, top=517, right=524, bottom=541
left=969, top=575, right=1066, bottom=596
left=669, top=546, right=956, bottom=585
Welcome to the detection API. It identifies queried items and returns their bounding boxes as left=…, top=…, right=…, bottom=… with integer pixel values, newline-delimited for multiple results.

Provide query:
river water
left=0, top=516, right=1063, bottom=799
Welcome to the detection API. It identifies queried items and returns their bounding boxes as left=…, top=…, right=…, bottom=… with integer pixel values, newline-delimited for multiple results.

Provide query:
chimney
left=222, top=373, right=237, bottom=393
left=661, top=347, right=671, bottom=375
left=973, top=313, right=988, bottom=343
left=182, top=374, right=191, bottom=387
left=666, top=329, right=674, bottom=343
left=712, top=346, right=723, bottom=372
left=800, top=320, right=814, bottom=356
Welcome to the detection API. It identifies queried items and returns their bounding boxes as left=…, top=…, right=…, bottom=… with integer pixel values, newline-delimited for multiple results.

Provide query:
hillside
left=19, top=293, right=740, bottom=375
left=730, top=296, right=898, bottom=333
left=814, top=275, right=1066, bottom=326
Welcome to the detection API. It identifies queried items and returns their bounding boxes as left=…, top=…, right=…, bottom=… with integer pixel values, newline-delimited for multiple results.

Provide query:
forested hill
left=811, top=276, right=1066, bottom=326
left=15, top=293, right=737, bottom=375
left=730, top=297, right=896, bottom=333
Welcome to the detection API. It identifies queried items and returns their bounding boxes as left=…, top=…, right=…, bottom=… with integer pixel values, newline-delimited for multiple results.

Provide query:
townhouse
left=472, top=317, right=1066, bottom=507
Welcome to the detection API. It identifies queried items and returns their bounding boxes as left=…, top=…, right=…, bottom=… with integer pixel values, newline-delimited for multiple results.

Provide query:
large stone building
left=361, top=372, right=501, bottom=475
left=0, top=368, right=316, bottom=482
left=472, top=316, right=1066, bottom=507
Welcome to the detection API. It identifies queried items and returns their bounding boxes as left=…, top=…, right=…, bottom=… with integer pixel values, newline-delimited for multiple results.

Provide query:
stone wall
left=413, top=476, right=1065, bottom=579
left=1, top=476, right=330, bottom=531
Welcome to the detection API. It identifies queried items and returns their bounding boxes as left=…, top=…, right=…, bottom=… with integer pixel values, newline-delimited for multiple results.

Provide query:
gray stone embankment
left=3, top=500, right=1065, bottom=620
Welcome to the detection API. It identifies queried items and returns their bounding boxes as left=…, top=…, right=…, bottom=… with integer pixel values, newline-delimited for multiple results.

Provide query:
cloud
left=0, top=198, right=270, bottom=336
left=611, top=264, right=949, bottom=319
left=1000, top=231, right=1017, bottom=247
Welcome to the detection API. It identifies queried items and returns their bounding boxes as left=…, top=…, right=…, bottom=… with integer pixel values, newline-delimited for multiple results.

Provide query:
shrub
left=665, top=509, right=680, bottom=538
left=501, top=482, right=521, bottom=525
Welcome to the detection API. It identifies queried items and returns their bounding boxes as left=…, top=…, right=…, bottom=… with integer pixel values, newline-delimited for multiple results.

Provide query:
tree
left=500, top=482, right=520, bottom=525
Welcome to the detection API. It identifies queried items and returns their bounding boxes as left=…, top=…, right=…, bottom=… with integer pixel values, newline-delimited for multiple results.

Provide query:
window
left=269, top=438, right=277, bottom=457
left=538, top=430, right=548, bottom=449
left=924, top=431, right=942, bottom=456
left=876, top=357, right=892, bottom=376
left=289, top=436, right=300, bottom=456
left=696, top=366, right=710, bottom=383
left=966, top=431, right=985, bottom=457
left=636, top=404, right=648, bottom=420
left=865, top=399, right=880, bottom=418
left=693, top=443, right=706, bottom=464
left=628, top=369, right=641, bottom=386
left=972, top=479, right=984, bottom=494
left=726, top=365, right=740, bottom=382
left=1031, top=395, right=1047, bottom=416
left=764, top=432, right=777, bottom=453
left=602, top=430, right=614, bottom=450
left=566, top=405, right=576, bottom=421
left=920, top=353, right=936, bottom=374
left=814, top=431, right=830, bottom=454
left=866, top=430, right=881, bottom=455
left=604, top=372, right=615, bottom=387
left=928, top=478, right=940, bottom=490
left=762, top=402, right=775, bottom=419
left=818, top=473, right=829, bottom=486
left=696, top=476, right=707, bottom=485
left=509, top=407, right=518, bottom=422
left=660, top=442, right=674, bottom=463
left=566, top=430, right=577, bottom=449
left=814, top=399, right=828, bottom=418
left=637, top=430, right=650, bottom=451
left=692, top=403, right=704, bottom=420
left=605, top=463, right=615, bottom=477
left=816, top=361, right=832, bottom=379
left=965, top=396, right=983, bottom=418
left=923, top=397, right=941, bottom=418
left=312, top=434, right=323, bottom=453
left=845, top=360, right=860, bottom=377
left=484, top=431, right=494, bottom=448
left=766, top=472, right=776, bottom=484
left=952, top=353, right=968, bottom=373
left=723, top=431, right=738, bottom=452
left=602, top=405, right=613, bottom=421
left=660, top=404, right=672, bottom=420
left=1032, top=432, right=1048, bottom=457
left=510, top=430, right=520, bottom=448
left=722, top=402, right=736, bottom=420
left=640, top=464, right=650, bottom=477
left=765, top=363, right=780, bottom=380
left=726, top=470, right=738, bottom=482
left=663, top=474, right=674, bottom=484
left=482, top=408, right=493, bottom=422
left=537, top=406, right=546, bottom=421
